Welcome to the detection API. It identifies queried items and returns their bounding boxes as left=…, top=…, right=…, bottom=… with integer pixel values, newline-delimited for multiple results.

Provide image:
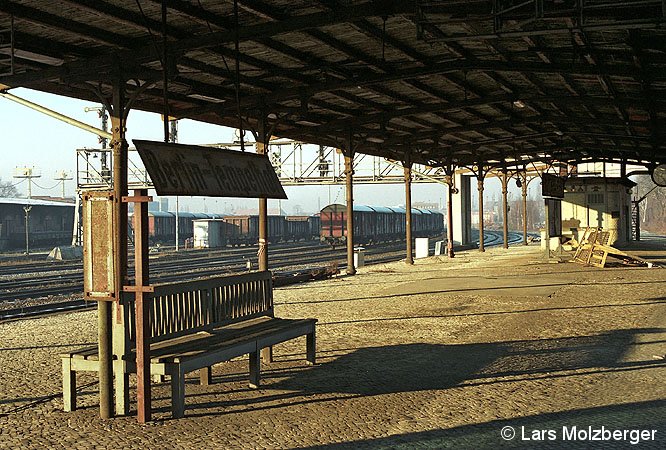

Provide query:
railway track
left=0, top=230, right=530, bottom=321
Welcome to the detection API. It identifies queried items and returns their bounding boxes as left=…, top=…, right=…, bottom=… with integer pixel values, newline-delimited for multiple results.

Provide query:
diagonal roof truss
left=1, top=0, right=665, bottom=169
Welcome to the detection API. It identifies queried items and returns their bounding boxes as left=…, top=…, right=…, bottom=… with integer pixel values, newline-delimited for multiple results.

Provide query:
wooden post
left=256, top=115, right=268, bottom=272
left=126, top=189, right=152, bottom=423
left=404, top=158, right=413, bottom=265
left=344, top=146, right=356, bottom=276
left=477, top=175, right=485, bottom=252
left=501, top=170, right=509, bottom=249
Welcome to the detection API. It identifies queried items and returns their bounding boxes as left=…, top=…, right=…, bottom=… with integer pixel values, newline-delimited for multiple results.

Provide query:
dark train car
left=148, top=211, right=175, bottom=241
left=307, top=214, right=320, bottom=240
left=320, top=203, right=444, bottom=247
left=222, top=215, right=286, bottom=245
left=285, top=216, right=311, bottom=241
left=0, top=198, right=74, bottom=251
left=177, top=212, right=196, bottom=241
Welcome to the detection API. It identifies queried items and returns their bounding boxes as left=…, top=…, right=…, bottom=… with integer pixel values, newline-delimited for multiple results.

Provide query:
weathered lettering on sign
left=133, top=140, right=287, bottom=199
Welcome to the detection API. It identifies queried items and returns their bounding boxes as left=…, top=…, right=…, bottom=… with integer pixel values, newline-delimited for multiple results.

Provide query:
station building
left=561, top=177, right=635, bottom=247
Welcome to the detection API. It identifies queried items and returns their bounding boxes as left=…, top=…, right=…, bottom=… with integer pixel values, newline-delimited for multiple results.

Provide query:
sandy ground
left=0, top=244, right=664, bottom=449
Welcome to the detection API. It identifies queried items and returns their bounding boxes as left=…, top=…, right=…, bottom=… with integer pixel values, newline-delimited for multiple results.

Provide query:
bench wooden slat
left=62, top=270, right=316, bottom=418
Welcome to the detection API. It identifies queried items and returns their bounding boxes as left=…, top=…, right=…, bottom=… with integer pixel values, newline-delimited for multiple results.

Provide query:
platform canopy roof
left=1, top=0, right=665, bottom=169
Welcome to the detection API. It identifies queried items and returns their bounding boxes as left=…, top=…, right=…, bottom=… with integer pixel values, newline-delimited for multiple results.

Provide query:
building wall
left=562, top=178, right=633, bottom=246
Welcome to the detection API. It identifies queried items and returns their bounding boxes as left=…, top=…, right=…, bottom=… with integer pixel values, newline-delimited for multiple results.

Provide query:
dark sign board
left=541, top=173, right=565, bottom=199
left=133, top=140, right=287, bottom=199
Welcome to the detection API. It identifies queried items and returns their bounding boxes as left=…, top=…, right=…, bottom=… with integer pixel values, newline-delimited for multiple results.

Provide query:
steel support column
left=501, top=171, right=509, bottom=249
left=256, top=115, right=269, bottom=272
left=522, top=176, right=528, bottom=245
left=104, top=79, right=129, bottom=420
left=477, top=177, right=485, bottom=252
left=404, top=157, right=413, bottom=265
left=344, top=146, right=356, bottom=276
left=445, top=166, right=456, bottom=258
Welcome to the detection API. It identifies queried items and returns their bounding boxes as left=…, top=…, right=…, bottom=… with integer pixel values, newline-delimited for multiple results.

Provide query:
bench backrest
left=125, top=270, right=273, bottom=344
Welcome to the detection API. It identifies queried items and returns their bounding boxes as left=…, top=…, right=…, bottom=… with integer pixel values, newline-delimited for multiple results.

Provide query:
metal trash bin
left=354, top=247, right=365, bottom=268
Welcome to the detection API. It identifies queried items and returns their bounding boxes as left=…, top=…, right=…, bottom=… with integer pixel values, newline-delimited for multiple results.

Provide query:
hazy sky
left=0, top=88, right=535, bottom=214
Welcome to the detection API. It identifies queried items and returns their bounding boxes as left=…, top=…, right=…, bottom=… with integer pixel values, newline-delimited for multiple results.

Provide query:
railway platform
left=0, top=244, right=664, bottom=448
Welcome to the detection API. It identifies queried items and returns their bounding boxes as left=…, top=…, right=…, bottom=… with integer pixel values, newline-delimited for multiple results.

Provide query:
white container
left=193, top=220, right=227, bottom=248
left=354, top=247, right=365, bottom=268
left=415, top=238, right=429, bottom=259
left=434, top=240, right=446, bottom=256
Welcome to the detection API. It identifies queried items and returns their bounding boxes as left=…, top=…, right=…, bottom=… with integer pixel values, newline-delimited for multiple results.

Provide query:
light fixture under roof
left=0, top=48, right=64, bottom=66
left=512, top=100, right=526, bottom=109
left=187, top=94, right=225, bottom=103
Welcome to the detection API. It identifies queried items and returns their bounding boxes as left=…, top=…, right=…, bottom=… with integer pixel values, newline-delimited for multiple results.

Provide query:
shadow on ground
left=174, top=328, right=664, bottom=419
left=303, top=399, right=666, bottom=449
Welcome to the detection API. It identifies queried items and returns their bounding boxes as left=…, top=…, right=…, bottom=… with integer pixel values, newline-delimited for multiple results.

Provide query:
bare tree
left=0, top=178, right=19, bottom=198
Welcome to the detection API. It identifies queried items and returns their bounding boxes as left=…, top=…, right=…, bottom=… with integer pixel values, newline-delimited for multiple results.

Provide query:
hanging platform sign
left=133, top=140, right=287, bottom=199
left=541, top=173, right=565, bottom=199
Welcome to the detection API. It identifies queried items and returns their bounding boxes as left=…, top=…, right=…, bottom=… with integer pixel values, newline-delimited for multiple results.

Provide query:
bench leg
left=306, top=329, right=316, bottom=365
left=261, top=346, right=273, bottom=363
left=199, top=366, right=212, bottom=386
left=115, top=371, right=130, bottom=416
left=171, top=367, right=186, bottom=419
left=249, top=351, right=260, bottom=389
left=153, top=374, right=164, bottom=384
left=62, top=358, right=76, bottom=412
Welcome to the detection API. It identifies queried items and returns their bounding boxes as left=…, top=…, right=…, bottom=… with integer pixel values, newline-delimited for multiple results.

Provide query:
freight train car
left=222, top=215, right=286, bottom=245
left=285, top=216, right=311, bottom=241
left=132, top=211, right=322, bottom=246
left=0, top=198, right=75, bottom=251
left=320, top=204, right=444, bottom=247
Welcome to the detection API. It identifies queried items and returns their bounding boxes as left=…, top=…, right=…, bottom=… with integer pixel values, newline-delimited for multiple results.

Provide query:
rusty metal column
left=344, top=147, right=356, bottom=275
left=256, top=116, right=268, bottom=271
left=404, top=158, right=413, bottom=265
left=501, top=171, right=509, bottom=249
left=522, top=176, right=528, bottom=245
left=477, top=176, right=485, bottom=252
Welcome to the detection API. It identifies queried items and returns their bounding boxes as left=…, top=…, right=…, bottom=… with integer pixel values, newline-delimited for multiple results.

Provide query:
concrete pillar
left=404, top=161, right=413, bottom=265
left=501, top=171, right=509, bottom=249
left=477, top=177, right=485, bottom=252
left=345, top=149, right=356, bottom=275
left=256, top=116, right=268, bottom=271
left=452, top=173, right=472, bottom=246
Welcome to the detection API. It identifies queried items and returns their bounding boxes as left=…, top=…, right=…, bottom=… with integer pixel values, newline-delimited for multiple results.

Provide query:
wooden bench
left=61, top=270, right=316, bottom=418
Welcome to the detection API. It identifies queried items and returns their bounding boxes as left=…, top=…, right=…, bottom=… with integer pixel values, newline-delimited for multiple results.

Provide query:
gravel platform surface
left=0, top=245, right=664, bottom=449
